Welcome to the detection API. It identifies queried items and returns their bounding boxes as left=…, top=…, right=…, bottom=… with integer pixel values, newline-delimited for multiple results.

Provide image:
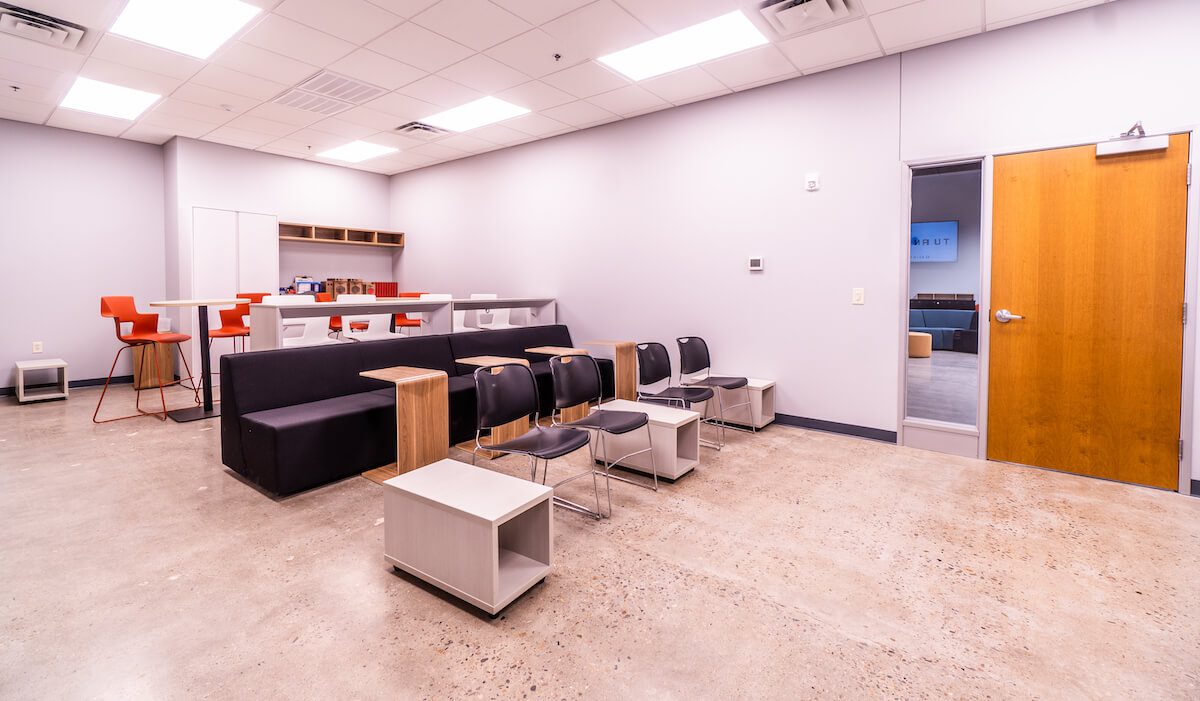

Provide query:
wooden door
left=988, top=134, right=1189, bottom=489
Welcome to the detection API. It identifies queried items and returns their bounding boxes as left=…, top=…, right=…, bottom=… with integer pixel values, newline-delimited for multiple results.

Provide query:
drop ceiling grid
left=0, top=0, right=1115, bottom=174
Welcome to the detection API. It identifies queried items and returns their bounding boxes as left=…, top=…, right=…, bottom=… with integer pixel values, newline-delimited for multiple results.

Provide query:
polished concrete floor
left=907, top=350, right=979, bottom=425
left=2, top=385, right=1199, bottom=699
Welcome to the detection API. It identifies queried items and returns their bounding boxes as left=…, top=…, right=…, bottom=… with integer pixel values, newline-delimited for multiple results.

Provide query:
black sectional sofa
left=220, top=325, right=614, bottom=496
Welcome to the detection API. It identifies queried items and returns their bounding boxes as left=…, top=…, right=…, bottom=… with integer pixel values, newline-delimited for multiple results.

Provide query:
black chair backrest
left=676, top=336, right=712, bottom=375
left=636, top=342, right=672, bottom=386
left=474, top=363, right=540, bottom=429
left=549, top=354, right=602, bottom=410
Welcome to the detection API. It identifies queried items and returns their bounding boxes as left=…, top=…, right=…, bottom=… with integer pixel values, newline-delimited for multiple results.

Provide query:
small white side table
left=383, top=459, right=553, bottom=616
left=592, top=399, right=701, bottom=480
left=709, top=378, right=776, bottom=429
left=15, top=358, right=69, bottom=403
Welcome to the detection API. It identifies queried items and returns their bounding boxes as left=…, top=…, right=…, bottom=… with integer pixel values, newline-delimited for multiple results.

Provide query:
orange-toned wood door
left=987, top=134, right=1190, bottom=489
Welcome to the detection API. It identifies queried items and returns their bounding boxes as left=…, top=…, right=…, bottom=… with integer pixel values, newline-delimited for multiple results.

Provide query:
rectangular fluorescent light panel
left=111, top=0, right=262, bottom=59
left=59, top=77, right=161, bottom=120
left=318, top=141, right=398, bottom=163
left=599, top=11, right=769, bottom=81
left=421, top=97, right=530, bottom=132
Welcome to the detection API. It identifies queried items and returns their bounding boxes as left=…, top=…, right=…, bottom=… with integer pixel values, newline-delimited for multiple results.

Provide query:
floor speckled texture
left=2, top=386, right=1198, bottom=699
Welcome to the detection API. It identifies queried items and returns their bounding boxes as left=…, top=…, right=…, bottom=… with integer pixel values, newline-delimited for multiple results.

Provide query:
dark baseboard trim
left=775, top=413, right=898, bottom=443
left=1192, top=480, right=1200, bottom=497
left=1, top=375, right=134, bottom=397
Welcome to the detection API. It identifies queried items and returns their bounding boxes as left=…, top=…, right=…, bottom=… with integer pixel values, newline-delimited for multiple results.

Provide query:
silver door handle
left=995, top=309, right=1024, bottom=323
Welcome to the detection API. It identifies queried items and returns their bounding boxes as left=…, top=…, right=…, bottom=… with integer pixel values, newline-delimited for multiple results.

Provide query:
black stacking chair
left=634, top=342, right=721, bottom=448
left=676, top=336, right=752, bottom=449
left=471, top=362, right=599, bottom=519
left=549, top=354, right=657, bottom=517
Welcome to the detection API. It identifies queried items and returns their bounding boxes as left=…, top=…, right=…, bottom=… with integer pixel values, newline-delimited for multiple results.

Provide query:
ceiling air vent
left=271, top=88, right=353, bottom=116
left=0, top=2, right=85, bottom=49
left=295, top=70, right=385, bottom=105
left=758, top=0, right=858, bottom=37
left=395, top=121, right=448, bottom=141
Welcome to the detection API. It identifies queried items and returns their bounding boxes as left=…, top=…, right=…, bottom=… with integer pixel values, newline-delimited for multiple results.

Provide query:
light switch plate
left=805, top=172, right=820, bottom=191
left=851, top=288, right=865, bottom=305
left=32, top=341, right=43, bottom=353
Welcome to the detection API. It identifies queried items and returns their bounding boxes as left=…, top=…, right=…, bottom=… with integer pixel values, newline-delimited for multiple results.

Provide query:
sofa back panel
left=224, top=343, right=368, bottom=415
left=909, top=310, right=925, bottom=327
left=921, top=309, right=975, bottom=328
left=355, top=336, right=457, bottom=378
left=446, top=325, right=574, bottom=369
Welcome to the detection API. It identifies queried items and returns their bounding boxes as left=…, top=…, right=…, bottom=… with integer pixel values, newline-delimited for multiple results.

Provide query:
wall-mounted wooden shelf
left=279, top=222, right=405, bottom=248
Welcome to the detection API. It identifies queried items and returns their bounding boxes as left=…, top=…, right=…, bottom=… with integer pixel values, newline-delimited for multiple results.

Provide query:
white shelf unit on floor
left=591, top=399, right=701, bottom=480
left=704, top=377, right=776, bottom=429
left=14, top=358, right=69, bottom=403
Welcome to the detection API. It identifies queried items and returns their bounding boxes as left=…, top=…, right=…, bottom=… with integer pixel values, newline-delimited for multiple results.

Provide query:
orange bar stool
left=208, top=292, right=268, bottom=354
left=395, top=291, right=426, bottom=333
left=93, top=296, right=199, bottom=423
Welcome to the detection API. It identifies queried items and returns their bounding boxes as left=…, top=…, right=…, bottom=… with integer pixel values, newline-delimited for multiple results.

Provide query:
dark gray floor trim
left=1, top=375, right=134, bottom=397
left=775, top=413, right=898, bottom=443
left=1192, top=480, right=1200, bottom=497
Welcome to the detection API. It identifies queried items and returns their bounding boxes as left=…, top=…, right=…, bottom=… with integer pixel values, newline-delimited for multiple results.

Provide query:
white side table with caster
left=15, top=358, right=69, bottom=403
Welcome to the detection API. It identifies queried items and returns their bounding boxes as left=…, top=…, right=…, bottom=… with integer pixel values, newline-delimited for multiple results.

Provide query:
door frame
left=898, top=127, right=1198, bottom=495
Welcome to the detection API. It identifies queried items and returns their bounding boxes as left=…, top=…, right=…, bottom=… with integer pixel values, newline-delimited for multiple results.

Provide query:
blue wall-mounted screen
left=911, top=221, right=959, bottom=263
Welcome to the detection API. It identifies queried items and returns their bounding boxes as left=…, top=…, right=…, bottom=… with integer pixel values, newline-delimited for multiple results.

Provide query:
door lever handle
left=995, top=309, right=1024, bottom=323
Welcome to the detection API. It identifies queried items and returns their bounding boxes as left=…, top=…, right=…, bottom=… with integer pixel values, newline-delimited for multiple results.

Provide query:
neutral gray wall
left=909, top=170, right=982, bottom=299
left=0, top=119, right=165, bottom=388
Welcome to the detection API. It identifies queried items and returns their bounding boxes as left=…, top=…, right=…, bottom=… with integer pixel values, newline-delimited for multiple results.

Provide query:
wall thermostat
left=748, top=256, right=764, bottom=272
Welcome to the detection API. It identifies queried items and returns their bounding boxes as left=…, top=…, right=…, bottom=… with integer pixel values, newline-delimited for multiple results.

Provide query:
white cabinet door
left=237, top=211, right=278, bottom=294
left=191, top=207, right=240, bottom=385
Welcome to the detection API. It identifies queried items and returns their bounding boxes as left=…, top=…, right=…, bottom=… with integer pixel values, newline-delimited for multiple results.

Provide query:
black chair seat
left=643, top=386, right=714, bottom=405
left=686, top=375, right=747, bottom=390
left=490, top=425, right=590, bottom=460
left=565, top=408, right=648, bottom=435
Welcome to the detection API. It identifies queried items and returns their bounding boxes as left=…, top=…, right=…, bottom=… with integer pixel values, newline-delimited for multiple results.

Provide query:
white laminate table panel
left=383, top=459, right=551, bottom=525
left=597, top=399, right=700, bottom=429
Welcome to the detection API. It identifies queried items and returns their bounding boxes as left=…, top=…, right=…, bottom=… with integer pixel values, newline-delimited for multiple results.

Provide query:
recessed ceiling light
left=421, top=97, right=530, bottom=133
left=111, top=0, right=262, bottom=59
left=318, top=141, right=398, bottom=163
left=59, top=77, right=161, bottom=120
left=598, top=11, right=769, bottom=81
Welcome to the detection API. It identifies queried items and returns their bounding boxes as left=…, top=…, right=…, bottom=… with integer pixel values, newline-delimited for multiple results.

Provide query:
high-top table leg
left=168, top=304, right=219, bottom=423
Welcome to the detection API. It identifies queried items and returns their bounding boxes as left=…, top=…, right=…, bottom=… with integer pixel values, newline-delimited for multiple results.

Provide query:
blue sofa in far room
left=909, top=309, right=978, bottom=351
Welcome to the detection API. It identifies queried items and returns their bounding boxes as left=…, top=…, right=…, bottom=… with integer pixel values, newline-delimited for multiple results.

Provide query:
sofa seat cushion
left=239, top=391, right=396, bottom=495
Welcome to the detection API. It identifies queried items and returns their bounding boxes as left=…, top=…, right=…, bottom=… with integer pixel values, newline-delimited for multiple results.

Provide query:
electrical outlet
left=851, top=288, right=865, bottom=305
left=32, top=341, right=43, bottom=353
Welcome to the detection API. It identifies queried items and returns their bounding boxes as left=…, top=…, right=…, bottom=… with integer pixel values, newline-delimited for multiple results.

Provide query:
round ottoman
left=908, top=331, right=932, bottom=358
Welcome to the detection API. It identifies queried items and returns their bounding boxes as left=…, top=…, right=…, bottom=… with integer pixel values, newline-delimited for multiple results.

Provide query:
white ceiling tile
left=412, top=0, right=531, bottom=51
left=212, top=41, right=319, bottom=86
left=861, top=0, right=923, bottom=12
left=366, top=131, right=429, bottom=149
left=0, top=94, right=53, bottom=122
left=986, top=0, right=1105, bottom=29
left=309, top=116, right=384, bottom=138
left=438, top=54, right=530, bottom=93
left=121, top=123, right=177, bottom=144
left=275, top=0, right=404, bottom=43
left=190, top=65, right=288, bottom=100
left=152, top=97, right=237, bottom=125
left=90, top=35, right=204, bottom=81
left=485, top=29, right=583, bottom=79
left=328, top=49, right=424, bottom=90
left=338, top=104, right=408, bottom=129
left=613, top=0, right=742, bottom=34
left=171, top=83, right=260, bottom=114
left=361, top=0, right=441, bottom=19
left=585, top=84, right=666, bottom=116
left=541, top=99, right=616, bottom=127
left=140, top=110, right=225, bottom=138
left=408, top=141, right=467, bottom=159
left=365, top=91, right=441, bottom=120
left=870, top=0, right=983, bottom=53
left=46, top=109, right=131, bottom=137
left=281, top=128, right=353, bottom=148
left=468, top=122, right=530, bottom=144
left=503, top=111, right=569, bottom=136
left=541, top=61, right=629, bottom=99
left=258, top=137, right=318, bottom=157
left=641, top=67, right=727, bottom=103
left=0, top=59, right=72, bottom=103
left=496, top=80, right=574, bottom=111
left=244, top=101, right=327, bottom=127
left=368, top=22, right=475, bottom=72
left=702, top=45, right=798, bottom=90
left=541, top=0, right=654, bottom=58
left=396, top=74, right=482, bottom=108
left=240, top=14, right=357, bottom=66
left=223, top=114, right=298, bottom=137
left=204, top=126, right=279, bottom=148
left=78, top=58, right=182, bottom=96
left=491, top=0, right=594, bottom=25
left=670, top=87, right=729, bottom=107
left=0, top=33, right=85, bottom=74
left=777, top=19, right=882, bottom=73
left=438, top=133, right=496, bottom=152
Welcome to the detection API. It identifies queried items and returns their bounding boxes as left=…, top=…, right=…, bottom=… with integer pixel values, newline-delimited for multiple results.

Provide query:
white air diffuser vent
left=271, top=88, right=352, bottom=116
left=0, top=2, right=85, bottom=49
left=758, top=0, right=858, bottom=36
left=295, top=70, right=385, bottom=105
left=395, top=121, right=448, bottom=141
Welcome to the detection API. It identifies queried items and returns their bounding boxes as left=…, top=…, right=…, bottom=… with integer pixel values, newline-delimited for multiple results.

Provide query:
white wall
left=909, top=170, right=982, bottom=299
left=278, top=240, right=396, bottom=290
left=392, top=58, right=905, bottom=432
left=0, top=119, right=165, bottom=388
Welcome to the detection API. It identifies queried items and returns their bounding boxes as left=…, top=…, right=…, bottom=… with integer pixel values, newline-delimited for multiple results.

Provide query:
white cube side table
left=15, top=359, right=69, bottom=403
left=592, top=399, right=701, bottom=480
left=706, top=378, right=776, bottom=429
left=383, top=459, right=553, bottom=616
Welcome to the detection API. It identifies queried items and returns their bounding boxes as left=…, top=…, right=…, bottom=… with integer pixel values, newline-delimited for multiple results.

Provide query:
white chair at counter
left=420, top=293, right=476, bottom=333
left=339, top=294, right=405, bottom=341
left=263, top=295, right=340, bottom=348
left=472, top=292, right=520, bottom=330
